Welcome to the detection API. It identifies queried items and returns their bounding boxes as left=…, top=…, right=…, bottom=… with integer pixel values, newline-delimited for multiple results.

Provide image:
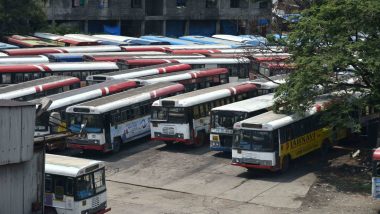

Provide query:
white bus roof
left=66, top=82, right=185, bottom=114
left=234, top=96, right=332, bottom=131
left=45, top=154, right=105, bottom=177
left=0, top=55, right=49, bottom=64
left=212, top=93, right=274, bottom=113
left=153, top=82, right=257, bottom=108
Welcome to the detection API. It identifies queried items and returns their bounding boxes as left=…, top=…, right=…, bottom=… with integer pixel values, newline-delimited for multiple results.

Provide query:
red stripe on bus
left=164, top=64, right=192, bottom=73
left=150, top=84, right=185, bottom=98
left=0, top=65, right=42, bottom=73
left=34, top=86, right=41, bottom=93
left=100, top=88, right=107, bottom=96
left=107, top=81, right=138, bottom=94
left=191, top=68, right=228, bottom=78
left=170, top=49, right=222, bottom=55
left=38, top=64, right=52, bottom=72
left=121, top=47, right=167, bottom=52
left=41, top=77, right=80, bottom=91
left=2, top=48, right=65, bottom=56
left=229, top=83, right=257, bottom=95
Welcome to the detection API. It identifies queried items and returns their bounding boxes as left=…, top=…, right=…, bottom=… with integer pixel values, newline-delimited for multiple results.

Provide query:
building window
left=206, top=0, right=217, bottom=8
left=131, top=0, right=142, bottom=8
left=99, top=0, right=109, bottom=8
left=230, top=0, right=239, bottom=8
left=176, top=0, right=186, bottom=8
left=259, top=1, right=269, bottom=9
left=72, top=0, right=86, bottom=7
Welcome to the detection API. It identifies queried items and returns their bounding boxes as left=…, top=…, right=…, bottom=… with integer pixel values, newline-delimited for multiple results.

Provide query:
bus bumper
left=231, top=162, right=279, bottom=171
left=151, top=137, right=192, bottom=144
left=67, top=143, right=105, bottom=151
left=210, top=146, right=232, bottom=152
left=96, top=207, right=111, bottom=214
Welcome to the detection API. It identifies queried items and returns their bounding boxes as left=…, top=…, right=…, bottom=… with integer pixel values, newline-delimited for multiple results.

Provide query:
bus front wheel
left=280, top=155, right=290, bottom=173
left=44, top=207, right=57, bottom=214
left=113, top=138, right=121, bottom=153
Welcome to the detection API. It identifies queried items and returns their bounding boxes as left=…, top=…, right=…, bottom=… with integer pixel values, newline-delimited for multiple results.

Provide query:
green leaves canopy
left=274, top=0, right=380, bottom=130
left=0, top=0, right=46, bottom=36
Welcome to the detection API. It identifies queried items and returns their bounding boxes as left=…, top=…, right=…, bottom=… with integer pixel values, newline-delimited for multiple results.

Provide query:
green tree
left=274, top=0, right=380, bottom=130
left=0, top=0, right=47, bottom=36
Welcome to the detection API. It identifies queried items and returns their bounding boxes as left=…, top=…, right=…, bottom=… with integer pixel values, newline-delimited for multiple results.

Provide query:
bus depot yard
left=67, top=137, right=379, bottom=214
left=0, top=33, right=379, bottom=214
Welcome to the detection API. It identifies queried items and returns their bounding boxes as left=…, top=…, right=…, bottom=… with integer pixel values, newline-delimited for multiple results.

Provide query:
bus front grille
left=92, top=196, right=100, bottom=208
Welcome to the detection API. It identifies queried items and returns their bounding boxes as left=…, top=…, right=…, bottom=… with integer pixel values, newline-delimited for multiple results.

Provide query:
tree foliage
left=0, top=0, right=47, bottom=37
left=274, top=0, right=380, bottom=130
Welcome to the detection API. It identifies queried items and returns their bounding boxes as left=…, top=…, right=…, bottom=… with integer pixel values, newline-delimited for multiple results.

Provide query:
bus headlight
left=94, top=140, right=100, bottom=144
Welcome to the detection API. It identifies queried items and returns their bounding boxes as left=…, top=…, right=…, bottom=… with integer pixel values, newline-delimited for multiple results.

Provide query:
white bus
left=66, top=82, right=185, bottom=153
left=86, top=63, right=191, bottom=84
left=0, top=76, right=80, bottom=100
left=117, top=57, right=252, bottom=82
left=44, top=154, right=110, bottom=214
left=231, top=96, right=347, bottom=172
left=150, top=82, right=263, bottom=146
left=210, top=93, right=275, bottom=152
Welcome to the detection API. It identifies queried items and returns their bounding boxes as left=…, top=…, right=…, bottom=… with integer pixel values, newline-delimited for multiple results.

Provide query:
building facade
left=45, top=0, right=272, bottom=36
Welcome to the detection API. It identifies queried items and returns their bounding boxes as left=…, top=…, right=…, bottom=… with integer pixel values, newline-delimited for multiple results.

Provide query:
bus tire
left=194, top=132, right=206, bottom=147
left=280, top=155, right=290, bottom=173
left=113, top=137, right=122, bottom=153
left=321, top=140, right=331, bottom=160
left=164, top=141, right=173, bottom=146
left=44, top=207, right=57, bottom=214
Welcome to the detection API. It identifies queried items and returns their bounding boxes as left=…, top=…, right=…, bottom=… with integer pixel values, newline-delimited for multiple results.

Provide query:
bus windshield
left=68, top=114, right=104, bottom=133
left=151, top=107, right=188, bottom=123
left=76, top=168, right=106, bottom=200
left=211, top=111, right=247, bottom=129
left=233, top=130, right=275, bottom=152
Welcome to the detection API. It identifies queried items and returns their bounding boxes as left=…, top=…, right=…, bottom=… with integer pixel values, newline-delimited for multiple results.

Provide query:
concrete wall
left=45, top=0, right=272, bottom=36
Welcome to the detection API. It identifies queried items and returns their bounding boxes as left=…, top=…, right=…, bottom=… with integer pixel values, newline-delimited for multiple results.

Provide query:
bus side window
left=66, top=178, right=74, bottom=196
left=55, top=176, right=65, bottom=201
left=285, top=125, right=293, bottom=141
left=199, top=105, right=205, bottom=117
left=45, top=174, right=53, bottom=193
left=193, top=106, right=200, bottom=119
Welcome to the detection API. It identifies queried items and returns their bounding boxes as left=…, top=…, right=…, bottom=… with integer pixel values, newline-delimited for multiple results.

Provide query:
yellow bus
left=231, top=96, right=347, bottom=172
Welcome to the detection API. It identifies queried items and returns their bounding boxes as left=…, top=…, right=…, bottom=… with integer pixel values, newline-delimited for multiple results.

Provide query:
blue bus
left=0, top=42, right=19, bottom=50
left=179, top=35, right=249, bottom=48
left=94, top=35, right=170, bottom=45
left=212, top=35, right=261, bottom=46
left=141, top=36, right=199, bottom=45
left=239, top=35, right=268, bottom=45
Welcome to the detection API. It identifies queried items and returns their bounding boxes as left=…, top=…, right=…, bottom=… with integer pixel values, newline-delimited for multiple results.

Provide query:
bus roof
left=47, top=51, right=166, bottom=62
left=85, top=54, right=206, bottom=62
left=0, top=55, right=49, bottom=64
left=45, top=154, right=105, bottom=177
left=0, top=42, right=18, bottom=50
left=87, top=63, right=191, bottom=81
left=33, top=32, right=62, bottom=41
left=2, top=45, right=122, bottom=56
left=117, top=57, right=250, bottom=66
left=66, top=82, right=185, bottom=114
left=93, top=34, right=171, bottom=45
left=234, top=96, right=332, bottom=131
left=179, top=36, right=248, bottom=47
left=153, top=82, right=257, bottom=107
left=0, top=62, right=118, bottom=73
left=0, top=76, right=80, bottom=100
left=138, top=67, right=228, bottom=84
left=141, top=36, right=199, bottom=45
left=32, top=79, right=138, bottom=111
left=212, top=34, right=261, bottom=46
left=212, top=93, right=274, bottom=112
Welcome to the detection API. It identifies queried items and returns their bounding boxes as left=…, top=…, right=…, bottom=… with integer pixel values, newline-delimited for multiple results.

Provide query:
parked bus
left=117, top=58, right=251, bottom=82
left=84, top=54, right=206, bottom=62
left=57, top=37, right=100, bottom=46
left=179, top=36, right=249, bottom=48
left=93, top=34, right=171, bottom=45
left=2, top=45, right=122, bottom=56
left=66, top=82, right=185, bottom=152
left=141, top=36, right=199, bottom=45
left=5, top=35, right=58, bottom=48
left=46, top=51, right=166, bottom=62
left=239, top=35, right=268, bottom=45
left=210, top=93, right=275, bottom=152
left=0, top=52, right=8, bottom=57
left=0, top=76, right=80, bottom=100
left=212, top=34, right=261, bottom=46
left=0, top=42, right=18, bottom=50
left=150, top=82, right=262, bottom=146
left=0, top=55, right=49, bottom=65
left=136, top=67, right=229, bottom=91
left=87, top=63, right=191, bottom=84
left=121, top=44, right=232, bottom=52
left=231, top=96, right=346, bottom=172
left=372, top=148, right=380, bottom=200
left=32, top=80, right=138, bottom=137
left=44, top=154, right=111, bottom=214
left=255, top=62, right=296, bottom=78
left=0, top=62, right=119, bottom=84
